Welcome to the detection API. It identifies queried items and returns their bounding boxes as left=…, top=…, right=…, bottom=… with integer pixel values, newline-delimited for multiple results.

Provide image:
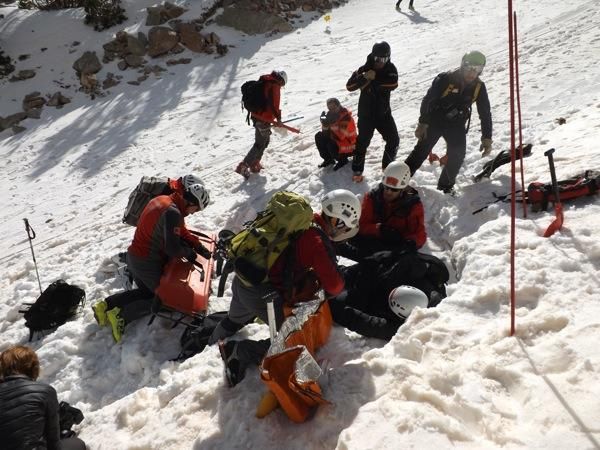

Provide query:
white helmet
left=273, top=70, right=287, bottom=86
left=382, top=161, right=411, bottom=189
left=186, top=183, right=210, bottom=210
left=182, top=174, right=203, bottom=190
left=388, top=285, right=428, bottom=319
left=321, top=189, right=361, bottom=242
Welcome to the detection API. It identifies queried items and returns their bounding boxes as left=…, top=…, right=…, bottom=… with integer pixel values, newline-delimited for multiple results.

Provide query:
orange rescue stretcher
left=151, top=230, right=216, bottom=328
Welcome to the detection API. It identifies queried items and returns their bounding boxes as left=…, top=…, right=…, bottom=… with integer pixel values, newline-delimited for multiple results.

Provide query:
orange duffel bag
left=260, top=299, right=332, bottom=423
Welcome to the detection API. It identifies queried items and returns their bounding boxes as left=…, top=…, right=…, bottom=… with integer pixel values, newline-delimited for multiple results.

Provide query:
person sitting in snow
left=315, top=97, right=357, bottom=171
left=208, top=189, right=362, bottom=387
left=0, top=345, right=87, bottom=450
left=235, top=70, right=288, bottom=179
left=329, top=250, right=448, bottom=340
left=404, top=50, right=493, bottom=195
left=338, top=161, right=426, bottom=262
left=92, top=182, right=212, bottom=343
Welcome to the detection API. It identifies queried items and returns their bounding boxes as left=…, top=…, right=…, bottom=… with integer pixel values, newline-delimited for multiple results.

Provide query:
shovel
left=543, top=148, right=564, bottom=237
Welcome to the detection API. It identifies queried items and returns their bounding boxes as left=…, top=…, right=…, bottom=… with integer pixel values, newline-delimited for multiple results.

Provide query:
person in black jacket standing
left=0, top=346, right=86, bottom=450
left=404, top=50, right=493, bottom=194
left=346, top=41, right=400, bottom=183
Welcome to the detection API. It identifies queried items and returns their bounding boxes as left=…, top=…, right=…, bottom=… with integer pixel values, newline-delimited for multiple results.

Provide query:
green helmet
left=461, top=50, right=486, bottom=69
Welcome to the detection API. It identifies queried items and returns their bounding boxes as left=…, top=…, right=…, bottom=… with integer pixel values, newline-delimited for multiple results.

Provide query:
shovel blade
left=543, top=203, right=564, bottom=237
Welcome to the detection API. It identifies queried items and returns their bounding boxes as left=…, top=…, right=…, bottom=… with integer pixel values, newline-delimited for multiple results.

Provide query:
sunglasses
left=331, top=217, right=351, bottom=231
left=463, top=64, right=484, bottom=74
left=383, top=185, right=402, bottom=193
left=374, top=56, right=389, bottom=64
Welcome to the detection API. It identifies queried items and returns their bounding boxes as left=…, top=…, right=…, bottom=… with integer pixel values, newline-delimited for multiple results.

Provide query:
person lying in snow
left=329, top=250, right=448, bottom=340
left=337, top=161, right=427, bottom=262
left=92, top=182, right=212, bottom=343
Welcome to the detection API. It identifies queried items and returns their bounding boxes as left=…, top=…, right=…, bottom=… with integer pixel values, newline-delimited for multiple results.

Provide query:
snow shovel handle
left=544, top=148, right=561, bottom=206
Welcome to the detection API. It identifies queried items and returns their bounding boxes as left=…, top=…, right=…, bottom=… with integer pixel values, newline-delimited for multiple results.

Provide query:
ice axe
left=23, top=218, right=43, bottom=295
left=542, top=148, right=564, bottom=237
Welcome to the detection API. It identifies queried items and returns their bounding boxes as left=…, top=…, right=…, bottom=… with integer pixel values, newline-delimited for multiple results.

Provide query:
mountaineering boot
left=249, top=160, right=264, bottom=173
left=333, top=158, right=349, bottom=171
left=92, top=300, right=108, bottom=327
left=235, top=162, right=251, bottom=179
left=318, top=160, right=334, bottom=168
left=218, top=340, right=245, bottom=387
left=438, top=186, right=457, bottom=197
left=106, top=307, right=125, bottom=343
left=352, top=171, right=364, bottom=183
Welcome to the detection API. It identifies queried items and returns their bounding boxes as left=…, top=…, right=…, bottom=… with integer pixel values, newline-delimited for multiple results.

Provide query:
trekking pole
left=282, top=116, right=304, bottom=124
left=543, top=148, right=564, bottom=237
left=23, top=218, right=43, bottom=295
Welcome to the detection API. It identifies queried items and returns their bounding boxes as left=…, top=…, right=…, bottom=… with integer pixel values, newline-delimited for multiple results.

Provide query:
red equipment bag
left=527, top=170, right=600, bottom=212
left=155, top=231, right=216, bottom=316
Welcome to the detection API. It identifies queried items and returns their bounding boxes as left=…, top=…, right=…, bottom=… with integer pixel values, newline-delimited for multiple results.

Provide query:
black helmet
left=371, top=41, right=391, bottom=58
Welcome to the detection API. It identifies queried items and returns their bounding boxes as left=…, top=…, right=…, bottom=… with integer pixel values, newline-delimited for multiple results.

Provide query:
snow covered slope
left=1, top=0, right=599, bottom=448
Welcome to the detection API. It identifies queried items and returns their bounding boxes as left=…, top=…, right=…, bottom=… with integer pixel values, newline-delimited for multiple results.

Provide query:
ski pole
left=23, top=218, right=43, bottom=295
left=282, top=116, right=304, bottom=124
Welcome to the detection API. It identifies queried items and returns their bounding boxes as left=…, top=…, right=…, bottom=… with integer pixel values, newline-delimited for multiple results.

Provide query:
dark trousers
left=328, top=290, right=401, bottom=341
left=59, top=437, right=86, bottom=450
left=404, top=121, right=466, bottom=191
left=105, top=279, right=154, bottom=325
left=315, top=131, right=344, bottom=162
left=243, top=120, right=271, bottom=165
left=352, top=113, right=399, bottom=173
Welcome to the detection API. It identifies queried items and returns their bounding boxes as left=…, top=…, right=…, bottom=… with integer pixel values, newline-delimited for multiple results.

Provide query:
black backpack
left=175, top=311, right=229, bottom=361
left=20, top=280, right=86, bottom=341
left=241, top=79, right=267, bottom=123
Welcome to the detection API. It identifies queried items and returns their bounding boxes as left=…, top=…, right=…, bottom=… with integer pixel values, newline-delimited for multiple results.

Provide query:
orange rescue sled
left=154, top=231, right=216, bottom=322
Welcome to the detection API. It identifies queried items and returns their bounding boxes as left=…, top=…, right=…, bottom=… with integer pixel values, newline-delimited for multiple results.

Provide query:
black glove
left=185, top=249, right=197, bottom=264
left=380, top=224, right=404, bottom=244
left=319, top=111, right=328, bottom=125
left=195, top=243, right=212, bottom=260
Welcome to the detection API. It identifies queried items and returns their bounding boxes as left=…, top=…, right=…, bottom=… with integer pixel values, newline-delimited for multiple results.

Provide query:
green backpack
left=226, top=191, right=314, bottom=287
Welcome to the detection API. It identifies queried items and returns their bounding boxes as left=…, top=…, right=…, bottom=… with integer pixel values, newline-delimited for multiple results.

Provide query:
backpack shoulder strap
left=472, top=81, right=482, bottom=103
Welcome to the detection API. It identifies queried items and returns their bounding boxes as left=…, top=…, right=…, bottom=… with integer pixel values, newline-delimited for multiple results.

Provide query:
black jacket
left=346, top=56, right=398, bottom=119
left=0, top=375, right=61, bottom=450
left=419, top=69, right=492, bottom=139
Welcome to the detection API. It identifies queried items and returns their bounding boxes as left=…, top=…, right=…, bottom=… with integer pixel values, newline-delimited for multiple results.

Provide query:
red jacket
left=251, top=73, right=282, bottom=124
left=129, top=193, right=196, bottom=261
left=167, top=178, right=201, bottom=248
left=359, top=186, right=427, bottom=248
left=328, top=107, right=357, bottom=155
left=269, top=214, right=344, bottom=298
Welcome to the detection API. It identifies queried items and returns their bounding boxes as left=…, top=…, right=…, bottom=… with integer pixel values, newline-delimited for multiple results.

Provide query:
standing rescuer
left=404, top=50, right=492, bottom=194
left=346, top=41, right=400, bottom=183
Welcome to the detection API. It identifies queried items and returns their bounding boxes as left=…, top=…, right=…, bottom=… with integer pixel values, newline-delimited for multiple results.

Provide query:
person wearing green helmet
left=404, top=50, right=493, bottom=194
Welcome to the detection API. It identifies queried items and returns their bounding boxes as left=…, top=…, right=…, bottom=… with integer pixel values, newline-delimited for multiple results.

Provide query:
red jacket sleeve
left=297, top=229, right=344, bottom=296
left=358, top=193, right=380, bottom=237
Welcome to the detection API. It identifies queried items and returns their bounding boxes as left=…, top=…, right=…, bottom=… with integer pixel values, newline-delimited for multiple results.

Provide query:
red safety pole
left=514, top=13, right=527, bottom=218
left=508, top=0, right=516, bottom=336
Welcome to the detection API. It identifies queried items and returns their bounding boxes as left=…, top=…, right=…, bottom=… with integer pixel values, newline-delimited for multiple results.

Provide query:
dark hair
left=0, top=345, right=40, bottom=380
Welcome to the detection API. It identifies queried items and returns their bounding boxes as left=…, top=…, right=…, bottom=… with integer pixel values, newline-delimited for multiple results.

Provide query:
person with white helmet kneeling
left=338, top=160, right=427, bottom=262
left=92, top=182, right=212, bottom=343
left=210, top=189, right=362, bottom=387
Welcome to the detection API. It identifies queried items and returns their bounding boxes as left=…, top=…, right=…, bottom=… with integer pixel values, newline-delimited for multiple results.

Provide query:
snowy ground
left=1, top=0, right=600, bottom=448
